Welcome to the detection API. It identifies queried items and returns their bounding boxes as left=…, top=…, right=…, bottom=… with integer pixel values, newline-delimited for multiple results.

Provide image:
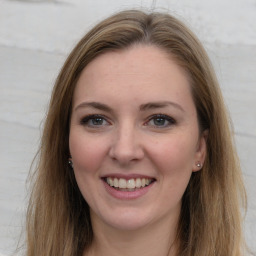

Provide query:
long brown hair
left=25, top=10, right=246, bottom=256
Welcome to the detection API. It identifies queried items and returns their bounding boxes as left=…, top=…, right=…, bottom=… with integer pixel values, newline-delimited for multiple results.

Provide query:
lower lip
left=102, top=180, right=155, bottom=200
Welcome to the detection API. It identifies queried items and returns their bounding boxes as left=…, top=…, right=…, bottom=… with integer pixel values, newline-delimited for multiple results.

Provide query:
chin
left=108, top=218, right=150, bottom=231
left=94, top=208, right=154, bottom=232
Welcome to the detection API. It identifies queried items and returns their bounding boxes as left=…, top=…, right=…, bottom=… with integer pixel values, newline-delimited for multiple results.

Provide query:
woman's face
left=69, top=45, right=207, bottom=231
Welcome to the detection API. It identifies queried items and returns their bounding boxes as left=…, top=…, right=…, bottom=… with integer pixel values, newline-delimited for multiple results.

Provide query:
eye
left=80, top=114, right=110, bottom=127
left=145, top=114, right=176, bottom=128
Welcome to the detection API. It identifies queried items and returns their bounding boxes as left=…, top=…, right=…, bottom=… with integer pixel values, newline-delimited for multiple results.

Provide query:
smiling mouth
left=103, top=177, right=155, bottom=191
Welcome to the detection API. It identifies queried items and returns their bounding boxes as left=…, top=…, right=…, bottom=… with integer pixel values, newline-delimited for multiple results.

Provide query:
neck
left=85, top=213, right=179, bottom=256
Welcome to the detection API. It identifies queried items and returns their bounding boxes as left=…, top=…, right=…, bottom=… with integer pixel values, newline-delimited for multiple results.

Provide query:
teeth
left=135, top=178, right=141, bottom=188
left=114, top=178, right=119, bottom=188
left=107, top=177, right=113, bottom=187
left=127, top=179, right=135, bottom=189
left=105, top=177, right=154, bottom=189
left=119, top=178, right=126, bottom=189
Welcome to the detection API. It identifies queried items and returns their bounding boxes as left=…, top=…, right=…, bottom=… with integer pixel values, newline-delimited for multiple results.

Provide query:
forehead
left=73, top=45, right=194, bottom=111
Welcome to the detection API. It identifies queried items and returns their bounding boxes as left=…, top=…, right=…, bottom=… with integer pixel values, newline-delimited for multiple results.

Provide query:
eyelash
left=145, top=114, right=176, bottom=128
left=80, top=114, right=110, bottom=127
left=79, top=114, right=176, bottom=128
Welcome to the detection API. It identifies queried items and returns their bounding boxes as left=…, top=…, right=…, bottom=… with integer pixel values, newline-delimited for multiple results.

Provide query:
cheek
left=149, top=135, right=197, bottom=171
left=152, top=138, right=195, bottom=166
left=151, top=137, right=196, bottom=203
left=69, top=130, right=108, bottom=173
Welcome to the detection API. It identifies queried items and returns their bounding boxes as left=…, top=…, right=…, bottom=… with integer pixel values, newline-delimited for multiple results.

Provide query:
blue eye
left=80, top=115, right=109, bottom=127
left=146, top=114, right=176, bottom=128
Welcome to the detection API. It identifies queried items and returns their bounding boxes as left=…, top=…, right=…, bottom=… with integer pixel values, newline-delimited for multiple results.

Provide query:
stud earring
left=68, top=159, right=73, bottom=169
left=196, top=162, right=202, bottom=168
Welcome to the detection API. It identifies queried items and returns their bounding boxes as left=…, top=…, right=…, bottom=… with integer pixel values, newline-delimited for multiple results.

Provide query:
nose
left=108, top=123, right=144, bottom=166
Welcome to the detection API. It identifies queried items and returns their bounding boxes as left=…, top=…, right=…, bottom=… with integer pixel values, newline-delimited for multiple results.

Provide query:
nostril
left=109, top=144, right=144, bottom=164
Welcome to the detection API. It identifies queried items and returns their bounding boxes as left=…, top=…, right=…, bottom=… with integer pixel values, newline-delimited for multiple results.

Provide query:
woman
left=26, top=10, right=247, bottom=256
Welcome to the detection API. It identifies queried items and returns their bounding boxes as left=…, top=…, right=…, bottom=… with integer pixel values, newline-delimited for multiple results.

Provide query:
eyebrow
left=74, top=101, right=184, bottom=112
left=139, top=101, right=184, bottom=112
left=75, top=102, right=113, bottom=112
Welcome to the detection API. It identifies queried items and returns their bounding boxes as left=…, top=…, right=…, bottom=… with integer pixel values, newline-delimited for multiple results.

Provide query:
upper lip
left=101, top=173, right=156, bottom=180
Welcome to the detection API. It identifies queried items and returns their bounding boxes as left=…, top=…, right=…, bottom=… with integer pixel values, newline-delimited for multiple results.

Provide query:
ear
left=68, top=156, right=73, bottom=169
left=192, top=130, right=208, bottom=172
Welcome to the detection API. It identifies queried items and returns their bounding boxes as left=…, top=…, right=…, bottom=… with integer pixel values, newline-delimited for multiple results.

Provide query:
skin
left=69, top=45, right=207, bottom=256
